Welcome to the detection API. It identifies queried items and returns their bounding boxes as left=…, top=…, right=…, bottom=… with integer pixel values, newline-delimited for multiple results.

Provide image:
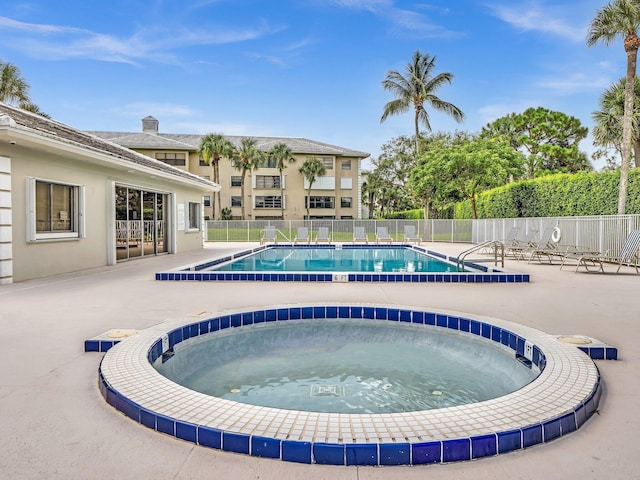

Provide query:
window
left=155, top=152, right=186, bottom=166
left=187, top=202, right=201, bottom=230
left=203, top=195, right=211, bottom=207
left=305, top=196, right=335, bottom=209
left=341, top=197, right=352, bottom=208
left=320, top=157, right=333, bottom=169
left=231, top=196, right=242, bottom=207
left=255, top=175, right=281, bottom=189
left=341, top=160, right=351, bottom=170
left=199, top=156, right=208, bottom=166
left=340, top=177, right=353, bottom=190
left=254, top=196, right=282, bottom=208
left=27, top=178, right=84, bottom=241
left=230, top=176, right=242, bottom=187
left=265, top=156, right=278, bottom=168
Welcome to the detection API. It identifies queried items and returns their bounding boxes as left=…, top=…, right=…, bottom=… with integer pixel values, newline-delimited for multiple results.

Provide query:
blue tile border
left=96, top=305, right=604, bottom=467
left=155, top=245, right=529, bottom=284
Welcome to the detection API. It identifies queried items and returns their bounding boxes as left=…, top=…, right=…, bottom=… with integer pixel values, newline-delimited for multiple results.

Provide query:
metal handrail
left=456, top=241, right=504, bottom=270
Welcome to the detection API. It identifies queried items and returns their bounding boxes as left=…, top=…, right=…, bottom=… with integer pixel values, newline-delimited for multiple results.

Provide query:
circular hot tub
left=98, top=304, right=601, bottom=466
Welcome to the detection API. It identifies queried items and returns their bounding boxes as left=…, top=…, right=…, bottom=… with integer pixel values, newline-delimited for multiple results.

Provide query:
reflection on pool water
left=155, top=320, right=538, bottom=414
left=207, top=247, right=460, bottom=273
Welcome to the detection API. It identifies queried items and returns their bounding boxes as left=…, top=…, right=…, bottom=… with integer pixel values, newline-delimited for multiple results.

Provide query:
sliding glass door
left=116, top=186, right=168, bottom=261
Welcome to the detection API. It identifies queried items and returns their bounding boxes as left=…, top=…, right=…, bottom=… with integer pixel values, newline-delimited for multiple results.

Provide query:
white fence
left=206, top=215, right=640, bottom=252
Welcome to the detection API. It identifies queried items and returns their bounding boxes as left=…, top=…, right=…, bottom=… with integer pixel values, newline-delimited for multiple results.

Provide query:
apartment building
left=90, top=116, right=370, bottom=220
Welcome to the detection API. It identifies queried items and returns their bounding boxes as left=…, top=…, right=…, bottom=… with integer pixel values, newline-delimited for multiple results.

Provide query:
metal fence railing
left=205, top=215, right=640, bottom=254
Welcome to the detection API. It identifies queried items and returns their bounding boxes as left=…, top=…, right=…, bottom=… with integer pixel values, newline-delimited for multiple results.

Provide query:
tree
left=481, top=107, right=590, bottom=178
left=298, top=157, right=326, bottom=219
left=0, top=60, right=30, bottom=105
left=230, top=137, right=265, bottom=220
left=199, top=133, right=234, bottom=219
left=411, top=138, right=525, bottom=219
left=268, top=143, right=295, bottom=219
left=592, top=77, right=640, bottom=168
left=588, top=0, right=640, bottom=213
left=380, top=50, right=465, bottom=156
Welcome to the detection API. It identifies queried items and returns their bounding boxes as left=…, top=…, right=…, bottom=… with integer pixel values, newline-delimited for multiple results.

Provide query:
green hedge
left=386, top=209, right=424, bottom=219
left=455, top=170, right=640, bottom=218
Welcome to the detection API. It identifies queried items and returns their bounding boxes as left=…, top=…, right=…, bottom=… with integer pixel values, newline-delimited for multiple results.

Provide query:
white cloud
left=536, top=72, right=610, bottom=94
left=487, top=1, right=586, bottom=42
left=0, top=15, right=283, bottom=65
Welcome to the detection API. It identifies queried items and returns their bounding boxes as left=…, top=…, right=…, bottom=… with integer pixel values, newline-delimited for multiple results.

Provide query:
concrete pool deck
left=0, top=242, right=637, bottom=479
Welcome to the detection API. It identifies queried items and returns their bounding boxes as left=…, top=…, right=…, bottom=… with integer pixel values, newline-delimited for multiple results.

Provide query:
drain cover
left=310, top=385, right=345, bottom=397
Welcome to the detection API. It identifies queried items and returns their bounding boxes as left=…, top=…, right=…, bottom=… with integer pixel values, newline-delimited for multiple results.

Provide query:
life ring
left=551, top=227, right=562, bottom=243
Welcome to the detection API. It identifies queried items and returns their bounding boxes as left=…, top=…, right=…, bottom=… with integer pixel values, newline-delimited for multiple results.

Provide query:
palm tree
left=298, top=157, right=326, bottom=219
left=592, top=77, right=640, bottom=168
left=381, top=50, right=465, bottom=156
left=0, top=60, right=30, bottom=105
left=268, top=142, right=295, bottom=219
left=588, top=0, right=640, bottom=214
left=19, top=102, right=51, bottom=118
left=199, top=133, right=234, bottom=219
left=231, top=137, right=265, bottom=220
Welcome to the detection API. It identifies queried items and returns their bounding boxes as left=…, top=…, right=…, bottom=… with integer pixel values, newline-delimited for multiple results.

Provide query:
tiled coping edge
left=154, top=245, right=530, bottom=283
left=94, top=305, right=604, bottom=466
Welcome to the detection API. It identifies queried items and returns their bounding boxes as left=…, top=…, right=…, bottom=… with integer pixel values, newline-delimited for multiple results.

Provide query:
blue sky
left=0, top=0, right=620, bottom=169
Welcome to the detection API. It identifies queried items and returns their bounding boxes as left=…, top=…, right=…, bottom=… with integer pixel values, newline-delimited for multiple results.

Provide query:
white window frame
left=26, top=177, right=85, bottom=242
left=186, top=201, right=201, bottom=231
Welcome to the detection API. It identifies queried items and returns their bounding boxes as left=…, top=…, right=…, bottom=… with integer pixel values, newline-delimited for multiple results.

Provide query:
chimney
left=142, top=116, right=159, bottom=134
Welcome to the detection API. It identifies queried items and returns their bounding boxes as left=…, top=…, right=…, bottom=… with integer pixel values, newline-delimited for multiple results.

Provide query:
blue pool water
left=207, top=247, right=460, bottom=273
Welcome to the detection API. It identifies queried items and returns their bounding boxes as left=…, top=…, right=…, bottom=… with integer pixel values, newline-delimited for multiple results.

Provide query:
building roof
left=89, top=127, right=370, bottom=159
left=0, top=103, right=219, bottom=191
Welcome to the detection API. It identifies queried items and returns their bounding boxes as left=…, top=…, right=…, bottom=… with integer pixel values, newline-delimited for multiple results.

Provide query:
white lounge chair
left=376, top=227, right=393, bottom=244
left=260, top=226, right=277, bottom=245
left=353, top=226, right=368, bottom=244
left=294, top=227, right=310, bottom=244
left=403, top=225, right=420, bottom=244
left=561, top=230, right=640, bottom=273
left=315, top=226, right=331, bottom=244
left=505, top=230, right=538, bottom=259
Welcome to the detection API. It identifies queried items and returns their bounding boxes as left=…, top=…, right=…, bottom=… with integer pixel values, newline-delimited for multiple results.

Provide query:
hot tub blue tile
left=156, top=414, right=175, bottom=436
left=425, top=313, right=436, bottom=325
left=522, top=424, right=543, bottom=447
left=84, top=340, right=99, bottom=352
left=351, top=306, right=363, bottom=318
left=220, top=316, right=230, bottom=329
left=223, top=432, right=250, bottom=454
left=251, top=436, right=281, bottom=459
left=209, top=318, right=220, bottom=331
left=375, top=307, right=388, bottom=320
left=509, top=333, right=517, bottom=350
left=356, top=274, right=364, bottom=282
left=559, top=412, right=577, bottom=435
left=590, top=347, right=605, bottom=360
left=326, top=306, right=338, bottom=318
left=443, top=438, right=471, bottom=462
left=471, top=434, right=497, bottom=459
left=543, top=418, right=562, bottom=442
left=313, top=443, right=345, bottom=465
left=189, top=324, right=199, bottom=338
left=339, top=306, right=350, bottom=318
left=436, top=314, right=448, bottom=328
left=606, top=347, right=617, bottom=360
left=346, top=444, right=378, bottom=466
left=302, top=307, right=313, bottom=319
left=199, top=321, right=210, bottom=335
left=363, top=307, right=375, bottom=319
left=313, top=306, right=326, bottom=318
left=532, top=346, right=541, bottom=367
left=497, top=429, right=521, bottom=453
left=516, top=337, right=526, bottom=356
left=282, top=441, right=312, bottom=464
left=412, top=311, right=424, bottom=324
left=289, top=307, right=301, bottom=320
left=277, top=308, right=289, bottom=321
left=100, top=340, right=115, bottom=352
left=459, top=318, right=470, bottom=332
left=266, top=309, right=277, bottom=322
left=181, top=326, right=192, bottom=341
left=387, top=308, right=399, bottom=321
left=169, top=330, right=182, bottom=348
left=575, top=404, right=588, bottom=428
left=197, top=426, right=222, bottom=449
left=139, top=408, right=156, bottom=429
left=380, top=443, right=410, bottom=465
left=176, top=421, right=197, bottom=443
left=399, top=309, right=411, bottom=322
left=447, top=316, right=459, bottom=330
left=242, top=312, right=254, bottom=325
left=500, top=330, right=510, bottom=346
left=491, top=326, right=502, bottom=342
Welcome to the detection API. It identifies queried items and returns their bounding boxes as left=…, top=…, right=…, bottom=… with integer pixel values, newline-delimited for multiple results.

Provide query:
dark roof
left=89, top=131, right=370, bottom=158
left=0, top=103, right=218, bottom=190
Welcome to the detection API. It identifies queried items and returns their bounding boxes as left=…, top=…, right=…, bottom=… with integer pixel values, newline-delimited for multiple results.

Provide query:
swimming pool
left=96, top=304, right=602, bottom=466
left=156, top=245, right=530, bottom=283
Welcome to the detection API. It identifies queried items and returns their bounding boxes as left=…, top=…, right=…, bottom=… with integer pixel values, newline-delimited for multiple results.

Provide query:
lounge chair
left=502, top=226, right=521, bottom=248
left=315, top=226, right=331, bottom=244
left=561, top=230, right=640, bottom=273
left=353, top=226, right=368, bottom=244
left=524, top=227, right=559, bottom=263
left=403, top=225, right=420, bottom=244
left=376, top=227, right=393, bottom=244
left=294, top=227, right=310, bottom=244
left=505, top=229, right=538, bottom=258
left=260, top=226, right=277, bottom=245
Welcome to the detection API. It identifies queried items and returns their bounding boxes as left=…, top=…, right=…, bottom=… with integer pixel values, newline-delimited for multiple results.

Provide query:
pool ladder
left=456, top=241, right=504, bottom=271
